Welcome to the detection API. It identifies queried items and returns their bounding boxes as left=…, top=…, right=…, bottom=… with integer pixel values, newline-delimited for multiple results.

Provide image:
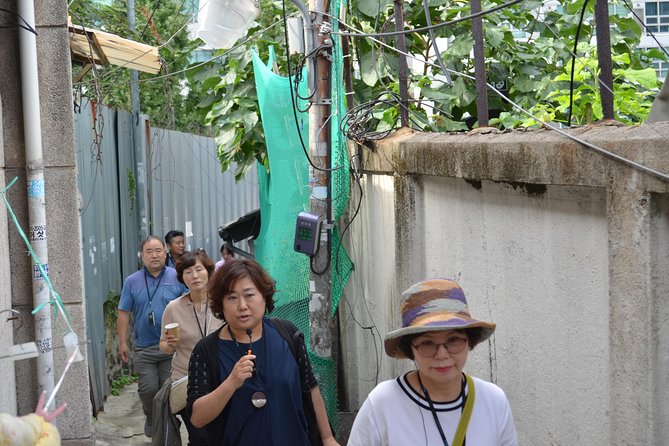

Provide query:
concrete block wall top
left=364, top=123, right=669, bottom=192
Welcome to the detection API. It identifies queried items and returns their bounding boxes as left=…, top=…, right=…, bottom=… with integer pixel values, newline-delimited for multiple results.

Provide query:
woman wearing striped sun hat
left=347, top=278, right=518, bottom=446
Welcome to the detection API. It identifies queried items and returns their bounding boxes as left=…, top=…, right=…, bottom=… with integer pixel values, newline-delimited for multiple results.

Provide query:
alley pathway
left=94, top=382, right=188, bottom=445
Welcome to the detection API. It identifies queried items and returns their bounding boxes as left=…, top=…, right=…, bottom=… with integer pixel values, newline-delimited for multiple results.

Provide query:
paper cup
left=165, top=322, right=180, bottom=341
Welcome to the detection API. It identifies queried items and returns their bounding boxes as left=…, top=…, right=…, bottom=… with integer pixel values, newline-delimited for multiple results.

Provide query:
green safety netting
left=251, top=1, right=353, bottom=431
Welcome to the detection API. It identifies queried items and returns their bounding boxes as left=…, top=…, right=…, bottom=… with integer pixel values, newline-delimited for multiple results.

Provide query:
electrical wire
left=334, top=0, right=526, bottom=38
left=138, top=0, right=163, bottom=42
left=338, top=17, right=669, bottom=182
left=538, top=12, right=654, bottom=123
left=78, top=0, right=209, bottom=95
left=622, top=0, right=669, bottom=59
left=422, top=0, right=452, bottom=86
left=281, top=0, right=345, bottom=174
left=0, top=7, right=37, bottom=34
left=73, top=12, right=298, bottom=88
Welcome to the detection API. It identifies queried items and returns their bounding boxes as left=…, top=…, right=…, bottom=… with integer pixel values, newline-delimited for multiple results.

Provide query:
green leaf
left=356, top=0, right=393, bottom=17
left=617, top=68, right=659, bottom=89
left=485, top=27, right=504, bottom=48
left=446, top=35, right=473, bottom=58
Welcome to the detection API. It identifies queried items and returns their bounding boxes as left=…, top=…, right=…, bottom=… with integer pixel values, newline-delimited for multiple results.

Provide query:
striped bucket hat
left=384, top=278, right=496, bottom=358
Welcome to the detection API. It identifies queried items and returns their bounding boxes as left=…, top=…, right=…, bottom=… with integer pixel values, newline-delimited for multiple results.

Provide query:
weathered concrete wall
left=341, top=124, right=669, bottom=445
left=0, top=0, right=92, bottom=441
left=0, top=99, right=18, bottom=414
left=650, top=193, right=669, bottom=443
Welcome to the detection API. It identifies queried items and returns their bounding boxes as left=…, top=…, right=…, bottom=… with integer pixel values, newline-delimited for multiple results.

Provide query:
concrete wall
left=340, top=124, right=669, bottom=445
left=0, top=1, right=92, bottom=442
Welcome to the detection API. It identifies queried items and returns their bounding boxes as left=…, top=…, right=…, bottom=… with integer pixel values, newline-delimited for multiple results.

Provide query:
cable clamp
left=319, top=21, right=332, bottom=36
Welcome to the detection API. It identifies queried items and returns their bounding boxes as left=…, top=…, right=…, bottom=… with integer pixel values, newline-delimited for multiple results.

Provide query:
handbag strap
left=452, top=374, right=476, bottom=446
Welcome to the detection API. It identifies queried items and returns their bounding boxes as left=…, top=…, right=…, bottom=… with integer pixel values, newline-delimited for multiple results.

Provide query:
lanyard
left=417, top=372, right=475, bottom=446
left=143, top=269, right=164, bottom=307
left=190, top=295, right=208, bottom=338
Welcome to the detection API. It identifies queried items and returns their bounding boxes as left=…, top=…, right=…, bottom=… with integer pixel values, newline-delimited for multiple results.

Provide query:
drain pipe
left=18, top=0, right=56, bottom=407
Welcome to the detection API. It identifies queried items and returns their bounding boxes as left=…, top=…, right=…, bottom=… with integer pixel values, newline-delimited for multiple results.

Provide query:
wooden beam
left=73, top=63, right=93, bottom=83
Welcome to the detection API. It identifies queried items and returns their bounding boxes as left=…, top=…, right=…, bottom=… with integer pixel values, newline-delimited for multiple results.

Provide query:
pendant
left=251, top=391, right=267, bottom=408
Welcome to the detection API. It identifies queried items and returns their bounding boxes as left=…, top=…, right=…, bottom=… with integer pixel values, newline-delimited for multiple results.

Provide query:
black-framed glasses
left=412, top=336, right=468, bottom=357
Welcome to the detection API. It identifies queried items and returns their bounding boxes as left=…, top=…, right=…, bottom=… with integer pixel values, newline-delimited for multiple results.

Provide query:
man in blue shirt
left=164, top=229, right=185, bottom=268
left=117, top=236, right=187, bottom=437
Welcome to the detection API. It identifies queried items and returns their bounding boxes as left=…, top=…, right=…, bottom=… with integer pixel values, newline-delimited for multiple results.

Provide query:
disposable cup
left=165, top=322, right=180, bottom=341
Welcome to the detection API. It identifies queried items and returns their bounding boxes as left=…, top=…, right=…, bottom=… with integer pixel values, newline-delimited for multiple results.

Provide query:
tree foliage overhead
left=69, top=0, right=205, bottom=133
left=71, top=0, right=664, bottom=177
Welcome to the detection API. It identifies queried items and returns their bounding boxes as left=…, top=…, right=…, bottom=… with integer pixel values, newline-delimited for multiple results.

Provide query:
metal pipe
left=470, top=0, right=489, bottom=126
left=289, top=0, right=316, bottom=94
left=128, top=0, right=149, bottom=239
left=18, top=0, right=56, bottom=409
left=393, top=0, right=409, bottom=127
left=595, top=0, right=615, bottom=120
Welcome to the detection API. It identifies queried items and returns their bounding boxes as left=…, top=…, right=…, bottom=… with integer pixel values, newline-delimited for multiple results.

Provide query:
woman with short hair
left=158, top=250, right=224, bottom=445
left=187, top=258, right=339, bottom=446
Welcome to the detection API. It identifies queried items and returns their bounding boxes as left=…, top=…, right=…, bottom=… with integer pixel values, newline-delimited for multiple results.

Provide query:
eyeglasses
left=412, top=336, right=468, bottom=357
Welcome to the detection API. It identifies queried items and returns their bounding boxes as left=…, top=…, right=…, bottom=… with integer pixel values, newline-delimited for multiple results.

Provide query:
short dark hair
left=165, top=230, right=184, bottom=245
left=175, top=250, right=215, bottom=285
left=398, top=328, right=486, bottom=360
left=208, top=258, right=275, bottom=321
left=140, top=235, right=164, bottom=251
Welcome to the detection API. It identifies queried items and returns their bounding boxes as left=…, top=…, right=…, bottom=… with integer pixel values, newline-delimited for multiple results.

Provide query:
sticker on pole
left=29, top=224, right=47, bottom=242
left=33, top=263, right=48, bottom=279
left=27, top=179, right=45, bottom=198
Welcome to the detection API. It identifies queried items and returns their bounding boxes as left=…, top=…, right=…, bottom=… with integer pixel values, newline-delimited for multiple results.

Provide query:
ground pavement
left=94, top=382, right=188, bottom=445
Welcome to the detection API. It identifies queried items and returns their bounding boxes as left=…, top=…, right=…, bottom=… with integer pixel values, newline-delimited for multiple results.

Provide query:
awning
left=218, top=209, right=261, bottom=243
left=69, top=19, right=162, bottom=82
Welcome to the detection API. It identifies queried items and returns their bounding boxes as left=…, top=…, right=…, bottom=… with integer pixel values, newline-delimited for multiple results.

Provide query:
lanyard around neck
left=417, top=372, right=476, bottom=446
left=143, top=269, right=164, bottom=306
left=190, top=294, right=208, bottom=338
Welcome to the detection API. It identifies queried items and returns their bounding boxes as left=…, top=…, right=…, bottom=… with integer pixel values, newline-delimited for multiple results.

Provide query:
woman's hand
left=226, top=354, right=256, bottom=389
left=164, top=332, right=179, bottom=349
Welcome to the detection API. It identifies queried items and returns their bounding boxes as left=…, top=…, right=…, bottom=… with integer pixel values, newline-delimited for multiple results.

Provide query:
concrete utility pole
left=128, top=0, right=149, bottom=239
left=308, top=0, right=333, bottom=358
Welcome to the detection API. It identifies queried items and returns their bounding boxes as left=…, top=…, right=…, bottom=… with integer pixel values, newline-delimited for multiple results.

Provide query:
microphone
left=245, top=328, right=253, bottom=355
left=246, top=328, right=256, bottom=374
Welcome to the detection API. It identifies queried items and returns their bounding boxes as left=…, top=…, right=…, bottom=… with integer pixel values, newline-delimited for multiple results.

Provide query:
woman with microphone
left=187, top=258, right=339, bottom=446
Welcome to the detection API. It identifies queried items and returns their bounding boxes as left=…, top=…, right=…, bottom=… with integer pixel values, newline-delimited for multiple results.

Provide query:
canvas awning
left=69, top=19, right=162, bottom=81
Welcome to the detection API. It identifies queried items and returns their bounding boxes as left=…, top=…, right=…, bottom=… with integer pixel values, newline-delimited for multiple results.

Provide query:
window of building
left=651, top=59, right=669, bottom=79
left=645, top=1, right=669, bottom=33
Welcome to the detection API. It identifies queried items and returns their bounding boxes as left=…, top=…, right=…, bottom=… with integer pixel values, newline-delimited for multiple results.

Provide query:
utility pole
left=128, top=0, right=149, bottom=240
left=308, top=0, right=333, bottom=358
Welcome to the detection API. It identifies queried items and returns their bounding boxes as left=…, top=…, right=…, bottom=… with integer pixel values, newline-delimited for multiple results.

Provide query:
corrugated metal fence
left=74, top=100, right=258, bottom=411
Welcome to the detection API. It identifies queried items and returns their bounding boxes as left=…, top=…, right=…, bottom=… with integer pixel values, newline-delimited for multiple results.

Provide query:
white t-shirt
left=348, top=373, right=518, bottom=446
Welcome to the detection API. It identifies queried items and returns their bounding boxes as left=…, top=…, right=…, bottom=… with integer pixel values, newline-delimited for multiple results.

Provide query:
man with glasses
left=117, top=235, right=188, bottom=437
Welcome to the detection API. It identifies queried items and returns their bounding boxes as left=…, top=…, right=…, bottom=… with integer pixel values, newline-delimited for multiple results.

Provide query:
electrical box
left=294, top=212, right=323, bottom=256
